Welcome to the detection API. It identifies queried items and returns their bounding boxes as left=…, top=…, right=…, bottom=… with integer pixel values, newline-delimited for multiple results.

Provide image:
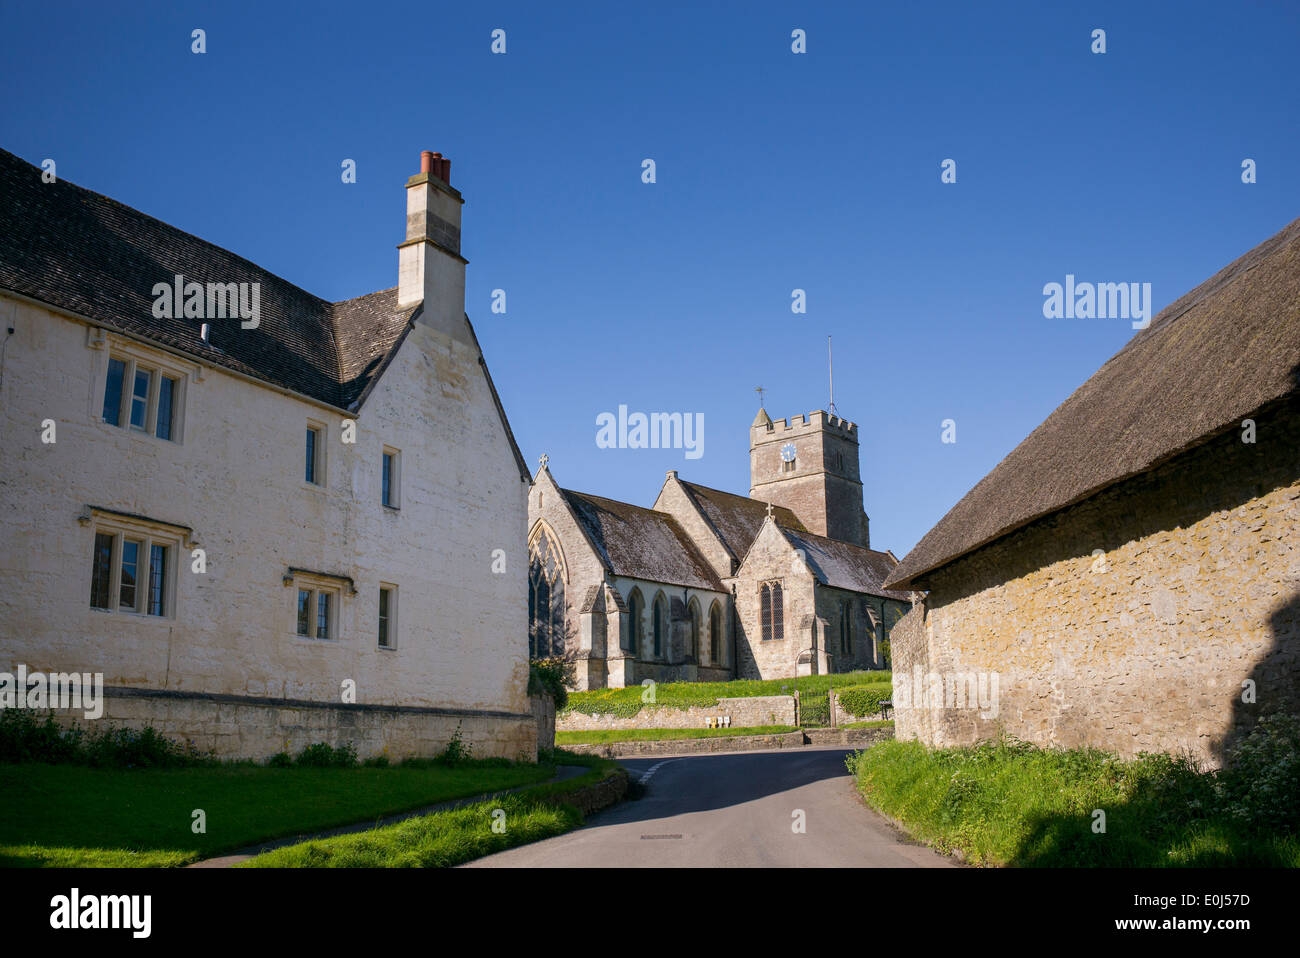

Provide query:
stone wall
left=45, top=689, right=537, bottom=762
left=894, top=399, right=1300, bottom=768
left=803, top=726, right=894, bottom=748
left=732, top=521, right=818, bottom=679
left=531, top=693, right=555, bottom=754
left=563, top=729, right=805, bottom=757
left=558, top=694, right=796, bottom=731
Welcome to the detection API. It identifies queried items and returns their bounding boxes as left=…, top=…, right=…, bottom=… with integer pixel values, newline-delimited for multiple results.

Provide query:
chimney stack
left=397, top=150, right=468, bottom=344
left=418, top=151, right=451, bottom=185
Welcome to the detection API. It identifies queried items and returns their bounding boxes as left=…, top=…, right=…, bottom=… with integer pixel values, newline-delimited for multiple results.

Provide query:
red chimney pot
left=420, top=150, right=434, bottom=174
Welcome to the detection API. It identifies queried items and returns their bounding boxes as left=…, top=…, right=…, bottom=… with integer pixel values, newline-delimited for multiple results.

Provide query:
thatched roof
left=561, top=489, right=723, bottom=591
left=781, top=528, right=909, bottom=600
left=885, top=215, right=1300, bottom=591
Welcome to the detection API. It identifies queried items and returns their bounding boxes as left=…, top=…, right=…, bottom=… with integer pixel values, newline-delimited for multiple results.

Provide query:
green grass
left=557, top=725, right=798, bottom=745
left=842, top=719, right=894, bottom=730
left=241, top=752, right=623, bottom=867
left=848, top=738, right=1300, bottom=867
left=563, top=670, right=891, bottom=719
left=0, top=758, right=555, bottom=868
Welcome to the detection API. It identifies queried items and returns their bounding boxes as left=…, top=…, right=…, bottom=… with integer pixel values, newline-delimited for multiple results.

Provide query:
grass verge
left=557, top=725, right=797, bottom=745
left=847, top=733, right=1300, bottom=867
left=241, top=751, right=624, bottom=867
left=0, top=758, right=555, bottom=868
left=563, top=670, right=891, bottom=719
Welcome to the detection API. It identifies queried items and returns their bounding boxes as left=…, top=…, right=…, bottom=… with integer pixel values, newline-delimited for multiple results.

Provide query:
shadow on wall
left=931, top=398, right=1286, bottom=609
left=1218, top=587, right=1300, bottom=762
left=998, top=586, right=1300, bottom=867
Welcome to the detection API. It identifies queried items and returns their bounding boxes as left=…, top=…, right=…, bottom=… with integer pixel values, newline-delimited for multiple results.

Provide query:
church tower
left=749, top=407, right=868, bottom=547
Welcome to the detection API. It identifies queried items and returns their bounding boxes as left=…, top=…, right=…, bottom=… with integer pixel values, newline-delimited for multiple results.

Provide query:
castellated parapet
left=750, top=409, right=867, bottom=547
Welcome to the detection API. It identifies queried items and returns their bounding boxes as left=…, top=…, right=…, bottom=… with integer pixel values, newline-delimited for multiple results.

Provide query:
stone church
left=0, top=148, right=538, bottom=760
left=528, top=408, right=912, bottom=689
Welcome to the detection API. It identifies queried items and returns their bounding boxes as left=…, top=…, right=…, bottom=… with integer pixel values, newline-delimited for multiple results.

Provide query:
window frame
left=86, top=518, right=180, bottom=619
left=305, top=421, right=326, bottom=487
left=291, top=572, right=343, bottom=641
left=760, top=580, right=784, bottom=641
left=652, top=593, right=666, bottom=658
left=378, top=584, right=398, bottom=649
left=100, top=348, right=187, bottom=444
left=625, top=590, right=643, bottom=654
left=381, top=447, right=401, bottom=509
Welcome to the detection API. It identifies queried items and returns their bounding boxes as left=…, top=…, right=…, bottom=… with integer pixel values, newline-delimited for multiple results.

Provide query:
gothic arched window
left=528, top=527, right=566, bottom=658
left=761, top=581, right=784, bottom=642
left=626, top=589, right=643, bottom=653
left=709, top=602, right=723, bottom=664
left=652, top=593, right=667, bottom=658
left=688, top=599, right=701, bottom=661
left=840, top=599, right=852, bottom=655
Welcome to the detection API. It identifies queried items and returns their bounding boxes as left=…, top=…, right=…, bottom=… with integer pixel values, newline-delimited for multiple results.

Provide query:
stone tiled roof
left=781, top=527, right=910, bottom=601
left=676, top=480, right=807, bottom=563
left=885, top=215, right=1300, bottom=590
left=0, top=147, right=417, bottom=411
left=561, top=489, right=724, bottom=591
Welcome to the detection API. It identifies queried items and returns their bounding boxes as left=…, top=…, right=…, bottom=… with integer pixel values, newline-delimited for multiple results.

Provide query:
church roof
left=675, top=480, right=807, bottom=564
left=780, top=527, right=910, bottom=600
left=885, top=214, right=1300, bottom=591
left=560, top=489, right=724, bottom=592
left=1, top=148, right=417, bottom=413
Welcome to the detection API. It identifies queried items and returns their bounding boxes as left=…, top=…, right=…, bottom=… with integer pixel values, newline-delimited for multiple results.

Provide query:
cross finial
left=755, top=385, right=765, bottom=408
left=538, top=453, right=549, bottom=469
left=766, top=501, right=774, bottom=519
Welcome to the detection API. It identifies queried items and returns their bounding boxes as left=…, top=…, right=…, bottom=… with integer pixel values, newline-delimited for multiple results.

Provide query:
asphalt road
left=465, top=746, right=953, bottom=868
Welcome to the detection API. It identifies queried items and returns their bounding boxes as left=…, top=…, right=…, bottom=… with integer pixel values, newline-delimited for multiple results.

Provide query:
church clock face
left=780, top=442, right=797, bottom=463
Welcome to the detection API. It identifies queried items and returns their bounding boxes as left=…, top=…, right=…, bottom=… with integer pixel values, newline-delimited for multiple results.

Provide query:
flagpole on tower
left=828, top=335, right=836, bottom=416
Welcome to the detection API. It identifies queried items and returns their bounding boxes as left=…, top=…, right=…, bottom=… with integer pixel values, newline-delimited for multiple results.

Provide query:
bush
left=528, top=657, right=574, bottom=711
left=0, top=709, right=83, bottom=764
left=268, top=751, right=293, bottom=767
left=438, top=724, right=472, bottom=767
left=837, top=685, right=892, bottom=718
left=1216, top=713, right=1300, bottom=832
left=0, top=708, right=212, bottom=767
left=294, top=742, right=358, bottom=768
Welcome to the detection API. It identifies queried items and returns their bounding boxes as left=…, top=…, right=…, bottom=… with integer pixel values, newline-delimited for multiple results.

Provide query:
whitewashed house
left=0, top=148, right=538, bottom=760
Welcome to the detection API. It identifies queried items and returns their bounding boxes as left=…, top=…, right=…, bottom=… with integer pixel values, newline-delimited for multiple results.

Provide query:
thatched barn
left=882, top=217, right=1300, bottom=767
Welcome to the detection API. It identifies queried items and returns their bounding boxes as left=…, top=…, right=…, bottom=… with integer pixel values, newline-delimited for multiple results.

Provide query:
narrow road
left=465, top=746, right=953, bottom=868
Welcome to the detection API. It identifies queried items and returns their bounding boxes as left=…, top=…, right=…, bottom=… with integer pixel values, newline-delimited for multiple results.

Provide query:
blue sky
left=2, top=1, right=1297, bottom=557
